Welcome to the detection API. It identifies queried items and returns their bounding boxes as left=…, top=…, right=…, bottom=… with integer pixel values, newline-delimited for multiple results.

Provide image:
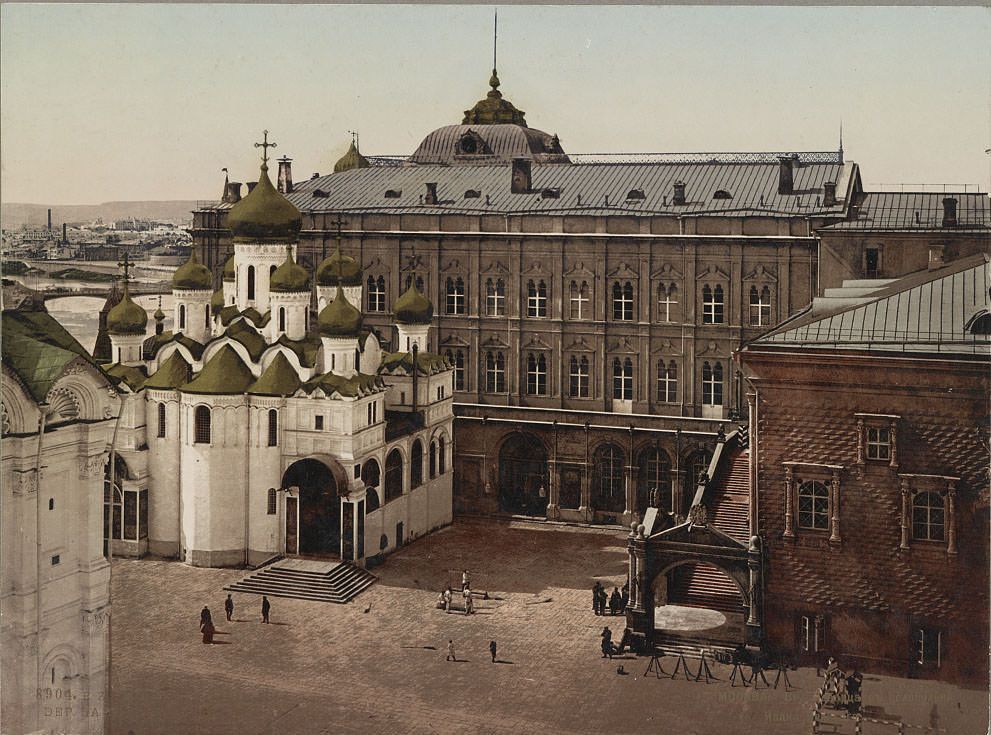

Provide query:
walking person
left=601, top=626, right=613, bottom=659
left=261, top=595, right=271, bottom=623
left=446, top=640, right=457, bottom=662
left=199, top=606, right=215, bottom=644
left=463, top=586, right=474, bottom=615
left=224, top=594, right=234, bottom=622
left=200, top=605, right=212, bottom=628
left=462, top=569, right=470, bottom=591
left=591, top=583, right=601, bottom=616
left=490, top=640, right=497, bottom=663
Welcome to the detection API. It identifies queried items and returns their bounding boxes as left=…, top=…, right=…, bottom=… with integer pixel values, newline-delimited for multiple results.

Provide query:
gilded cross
left=331, top=215, right=348, bottom=241
left=254, top=130, right=277, bottom=166
left=117, top=251, right=132, bottom=285
left=348, top=130, right=359, bottom=149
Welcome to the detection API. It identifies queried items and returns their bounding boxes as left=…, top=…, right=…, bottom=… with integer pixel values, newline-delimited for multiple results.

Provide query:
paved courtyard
left=109, top=518, right=987, bottom=734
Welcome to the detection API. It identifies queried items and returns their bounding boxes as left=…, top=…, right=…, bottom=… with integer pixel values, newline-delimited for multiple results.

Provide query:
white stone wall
left=145, top=390, right=182, bottom=557
left=172, top=288, right=212, bottom=344
left=246, top=397, right=285, bottom=565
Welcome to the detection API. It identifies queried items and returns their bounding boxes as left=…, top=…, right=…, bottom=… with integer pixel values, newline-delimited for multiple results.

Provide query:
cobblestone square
left=110, top=518, right=987, bottom=734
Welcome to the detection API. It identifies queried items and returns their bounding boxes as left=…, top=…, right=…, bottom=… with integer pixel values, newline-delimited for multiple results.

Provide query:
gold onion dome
left=107, top=286, right=148, bottom=336
left=318, top=285, right=363, bottom=337
left=462, top=69, right=527, bottom=126
left=393, top=283, right=433, bottom=325
left=222, top=255, right=236, bottom=281
left=226, top=163, right=302, bottom=242
left=270, top=246, right=310, bottom=292
left=172, top=247, right=213, bottom=290
left=316, top=245, right=362, bottom=287
left=334, top=141, right=370, bottom=173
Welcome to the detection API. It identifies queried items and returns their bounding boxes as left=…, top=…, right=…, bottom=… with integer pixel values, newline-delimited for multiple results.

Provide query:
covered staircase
left=225, top=559, right=376, bottom=604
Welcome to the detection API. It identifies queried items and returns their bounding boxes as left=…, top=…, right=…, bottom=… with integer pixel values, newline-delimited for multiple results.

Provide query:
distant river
left=46, top=293, right=176, bottom=356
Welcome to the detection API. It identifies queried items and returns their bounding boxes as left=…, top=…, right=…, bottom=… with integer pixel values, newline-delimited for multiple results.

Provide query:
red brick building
left=738, top=254, right=990, bottom=685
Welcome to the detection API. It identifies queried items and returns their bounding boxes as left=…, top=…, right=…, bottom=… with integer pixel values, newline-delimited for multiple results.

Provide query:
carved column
left=783, top=466, right=795, bottom=540
left=546, top=421, right=560, bottom=519
left=856, top=417, right=865, bottom=467
left=889, top=419, right=898, bottom=470
left=899, top=479, right=911, bottom=550
left=624, top=425, right=635, bottom=519
left=628, top=542, right=638, bottom=609
left=634, top=545, right=648, bottom=613
left=946, top=482, right=958, bottom=556
left=828, top=469, right=841, bottom=545
left=747, top=542, right=761, bottom=626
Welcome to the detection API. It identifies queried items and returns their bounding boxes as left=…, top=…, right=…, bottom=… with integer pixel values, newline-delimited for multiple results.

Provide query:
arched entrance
left=498, top=433, right=548, bottom=516
left=650, top=559, right=748, bottom=646
left=282, top=459, right=340, bottom=556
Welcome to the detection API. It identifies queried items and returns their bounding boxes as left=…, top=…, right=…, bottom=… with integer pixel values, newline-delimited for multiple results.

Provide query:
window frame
left=267, top=408, right=278, bottom=447
left=569, top=280, right=590, bottom=320
left=797, top=480, right=831, bottom=531
left=612, top=281, right=634, bottom=321
left=485, top=278, right=505, bottom=316
left=701, top=361, right=723, bottom=406
left=525, top=352, right=548, bottom=395
left=657, top=282, right=678, bottom=323
left=445, top=276, right=466, bottom=315
left=748, top=285, right=772, bottom=327
left=612, top=357, right=633, bottom=400
left=367, top=275, right=387, bottom=312
left=701, top=283, right=725, bottom=325
left=526, top=279, right=547, bottom=318
left=193, top=405, right=211, bottom=444
left=485, top=351, right=506, bottom=393
left=569, top=355, right=590, bottom=398
left=657, top=360, right=678, bottom=403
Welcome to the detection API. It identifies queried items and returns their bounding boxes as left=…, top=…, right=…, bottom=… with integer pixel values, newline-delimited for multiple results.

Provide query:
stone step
left=225, top=560, right=377, bottom=605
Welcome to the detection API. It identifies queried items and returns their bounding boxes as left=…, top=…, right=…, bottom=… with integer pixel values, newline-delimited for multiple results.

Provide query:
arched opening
left=498, top=432, right=548, bottom=516
left=103, top=457, right=128, bottom=557
left=279, top=307, right=286, bottom=332
left=410, top=440, right=423, bottom=488
left=429, top=441, right=437, bottom=478
left=247, top=266, right=256, bottom=300
left=592, top=443, right=626, bottom=514
left=178, top=304, right=186, bottom=330
left=438, top=436, right=446, bottom=474
left=361, top=458, right=380, bottom=490
left=637, top=447, right=671, bottom=514
left=365, top=487, right=380, bottom=513
left=658, top=561, right=746, bottom=616
left=281, top=459, right=340, bottom=556
left=384, top=449, right=403, bottom=501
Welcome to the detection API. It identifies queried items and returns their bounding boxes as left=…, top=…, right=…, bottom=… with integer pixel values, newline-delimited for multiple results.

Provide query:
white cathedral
left=102, top=150, right=454, bottom=567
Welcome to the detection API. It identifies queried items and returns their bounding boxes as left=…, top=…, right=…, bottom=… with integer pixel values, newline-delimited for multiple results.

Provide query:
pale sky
left=2, top=4, right=989, bottom=205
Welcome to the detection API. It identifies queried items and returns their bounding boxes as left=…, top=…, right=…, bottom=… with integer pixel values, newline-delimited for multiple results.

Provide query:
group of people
left=446, top=639, right=499, bottom=663
left=591, top=581, right=628, bottom=616
left=436, top=569, right=475, bottom=615
left=199, top=594, right=270, bottom=643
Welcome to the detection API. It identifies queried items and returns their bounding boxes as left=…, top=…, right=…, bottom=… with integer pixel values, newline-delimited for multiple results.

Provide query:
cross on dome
left=254, top=130, right=278, bottom=167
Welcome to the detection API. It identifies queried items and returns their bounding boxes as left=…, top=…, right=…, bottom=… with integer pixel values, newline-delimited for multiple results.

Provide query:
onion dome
left=172, top=246, right=212, bottom=290
left=393, top=283, right=433, bottom=325
left=210, top=288, right=225, bottom=313
left=226, top=163, right=302, bottom=242
left=270, top=246, right=310, bottom=293
left=318, top=284, right=363, bottom=337
left=316, top=244, right=362, bottom=287
left=153, top=305, right=166, bottom=321
left=107, top=284, right=148, bottom=336
left=462, top=69, right=527, bottom=126
left=334, top=141, right=370, bottom=173
left=222, top=255, right=235, bottom=281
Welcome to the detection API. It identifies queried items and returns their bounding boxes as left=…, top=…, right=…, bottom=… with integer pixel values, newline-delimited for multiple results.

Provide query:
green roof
left=317, top=285, right=363, bottom=336
left=274, top=332, right=321, bottom=368
left=270, top=247, right=310, bottom=292
left=143, top=351, right=192, bottom=390
left=302, top=370, right=384, bottom=398
left=222, top=254, right=235, bottom=281
left=315, top=244, right=363, bottom=287
left=224, top=320, right=267, bottom=362
left=379, top=350, right=450, bottom=376
left=172, top=247, right=213, bottom=290
left=393, top=283, right=433, bottom=325
left=226, top=163, right=302, bottom=242
left=210, top=288, right=225, bottom=312
left=241, top=307, right=271, bottom=328
left=248, top=352, right=302, bottom=396
left=107, top=285, right=148, bottom=335
left=218, top=304, right=241, bottom=326
left=1, top=310, right=104, bottom=403
left=334, top=141, right=370, bottom=174
left=103, top=363, right=147, bottom=391
left=181, top=345, right=255, bottom=394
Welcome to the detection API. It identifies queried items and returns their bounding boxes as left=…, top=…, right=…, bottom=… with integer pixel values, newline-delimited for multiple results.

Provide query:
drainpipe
left=34, top=405, right=48, bottom=734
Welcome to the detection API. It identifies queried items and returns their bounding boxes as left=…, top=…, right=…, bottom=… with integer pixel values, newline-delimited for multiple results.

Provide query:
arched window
left=361, top=458, right=381, bottom=488
left=749, top=285, right=772, bottom=326
left=247, top=266, right=256, bottom=301
left=446, top=277, right=465, bottom=315
left=270, top=264, right=277, bottom=279
left=797, top=481, right=830, bottom=530
left=658, top=283, right=678, bottom=322
left=438, top=436, right=446, bottom=474
left=657, top=360, right=677, bottom=403
left=178, top=304, right=186, bottom=330
left=486, top=278, right=505, bottom=316
left=613, top=357, right=633, bottom=400
left=637, top=448, right=671, bottom=512
left=194, top=405, right=211, bottom=444
left=367, top=275, right=386, bottom=312
left=569, top=355, right=590, bottom=398
left=569, top=280, right=589, bottom=320
left=429, top=441, right=437, bottom=478
left=486, top=351, right=505, bottom=393
left=410, top=440, right=423, bottom=488
left=702, top=284, right=724, bottom=324
left=702, top=361, right=723, bottom=406
left=912, top=492, right=945, bottom=541
left=526, top=353, right=547, bottom=395
left=384, top=450, right=403, bottom=501
left=365, top=487, right=380, bottom=513
left=267, top=409, right=278, bottom=447
left=613, top=281, right=634, bottom=320
left=593, top=444, right=626, bottom=513
left=157, top=402, right=166, bottom=438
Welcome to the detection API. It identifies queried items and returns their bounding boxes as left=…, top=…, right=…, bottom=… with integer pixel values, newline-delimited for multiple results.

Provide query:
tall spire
left=493, top=8, right=498, bottom=73
left=838, top=120, right=844, bottom=164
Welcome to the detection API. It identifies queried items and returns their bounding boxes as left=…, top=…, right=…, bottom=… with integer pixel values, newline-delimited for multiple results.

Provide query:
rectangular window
left=915, top=628, right=941, bottom=666
left=749, top=285, right=772, bottom=327
left=527, top=280, right=547, bottom=318
left=486, top=352, right=506, bottom=393
left=445, top=350, right=466, bottom=391
left=526, top=353, right=547, bottom=395
left=701, top=361, right=723, bottom=405
left=569, top=281, right=589, bottom=320
left=157, top=403, right=166, bottom=438
left=613, top=282, right=634, bottom=321
left=658, top=283, right=678, bottom=323
left=51, top=555, right=60, bottom=566
left=865, top=248, right=880, bottom=278
left=446, top=277, right=465, bottom=315
left=368, top=276, right=386, bottom=312
left=267, top=409, right=278, bottom=447
left=657, top=361, right=678, bottom=402
left=612, top=358, right=633, bottom=400
left=123, top=490, right=138, bottom=541
left=866, top=427, right=890, bottom=460
left=139, top=489, right=148, bottom=540
left=267, top=488, right=277, bottom=515
left=799, top=614, right=823, bottom=652
left=315, top=415, right=324, bottom=430
left=702, top=284, right=724, bottom=325
left=569, top=356, right=590, bottom=398
left=486, top=279, right=505, bottom=316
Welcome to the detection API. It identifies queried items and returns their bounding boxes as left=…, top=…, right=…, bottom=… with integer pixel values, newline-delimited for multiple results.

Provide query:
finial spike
left=493, top=8, right=498, bottom=73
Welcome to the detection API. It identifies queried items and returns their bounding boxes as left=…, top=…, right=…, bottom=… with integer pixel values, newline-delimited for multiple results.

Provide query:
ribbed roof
left=302, top=370, right=384, bottom=398
left=143, top=351, right=192, bottom=390
left=409, top=124, right=569, bottom=166
left=379, top=350, right=450, bottom=376
left=222, top=254, right=236, bottom=281
left=224, top=320, right=267, bottom=361
left=248, top=352, right=302, bottom=396
left=181, top=345, right=254, bottom=394
left=752, top=254, right=991, bottom=356
left=273, top=333, right=322, bottom=368
left=820, top=192, right=990, bottom=232
left=104, top=363, right=147, bottom=391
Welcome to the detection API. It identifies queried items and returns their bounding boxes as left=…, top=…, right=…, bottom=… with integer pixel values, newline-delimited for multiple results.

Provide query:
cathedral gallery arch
left=498, top=432, right=548, bottom=516
left=282, top=458, right=341, bottom=556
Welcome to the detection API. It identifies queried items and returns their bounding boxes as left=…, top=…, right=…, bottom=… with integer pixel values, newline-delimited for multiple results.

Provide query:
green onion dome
left=107, top=285, right=148, bottom=336
left=317, top=285, right=363, bottom=337
left=153, top=305, right=166, bottom=321
left=315, top=244, right=362, bottom=287
left=393, top=283, right=433, bottom=325
left=270, top=246, right=310, bottom=293
left=222, top=254, right=235, bottom=281
left=172, top=247, right=213, bottom=290
left=210, top=288, right=225, bottom=313
left=226, top=163, right=302, bottom=242
left=334, top=141, right=370, bottom=173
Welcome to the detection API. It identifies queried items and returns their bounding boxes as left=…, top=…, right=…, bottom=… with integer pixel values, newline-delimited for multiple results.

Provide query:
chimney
left=822, top=181, right=837, bottom=207
left=424, top=182, right=438, bottom=205
left=928, top=244, right=946, bottom=270
left=246, top=181, right=258, bottom=193
left=672, top=181, right=686, bottom=206
left=941, top=197, right=957, bottom=227
left=778, top=154, right=798, bottom=195
left=277, top=156, right=294, bottom=194
left=48, top=209, right=52, bottom=231
left=222, top=182, right=242, bottom=203
left=62, top=223, right=67, bottom=244
left=511, top=158, right=532, bottom=194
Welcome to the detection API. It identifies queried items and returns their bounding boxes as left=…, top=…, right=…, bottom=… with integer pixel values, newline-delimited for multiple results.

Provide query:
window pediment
left=480, top=260, right=510, bottom=275
left=695, top=341, right=724, bottom=357
left=439, top=334, right=471, bottom=348
left=606, top=337, right=638, bottom=355
left=564, top=336, right=595, bottom=353
left=521, top=261, right=550, bottom=276
left=522, top=334, right=553, bottom=351
left=440, top=258, right=468, bottom=274
left=696, top=265, right=730, bottom=281
left=607, top=262, right=639, bottom=279
left=563, top=261, right=596, bottom=277
left=651, top=263, right=683, bottom=280
left=743, top=265, right=778, bottom=283
left=481, top=334, right=510, bottom=349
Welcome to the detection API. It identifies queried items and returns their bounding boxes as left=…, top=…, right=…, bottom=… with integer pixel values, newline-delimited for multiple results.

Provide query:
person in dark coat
left=601, top=627, right=613, bottom=659
left=592, top=582, right=602, bottom=615
left=199, top=606, right=215, bottom=644
left=261, top=596, right=271, bottom=623
left=490, top=640, right=497, bottom=663
left=597, top=586, right=608, bottom=616
left=609, top=587, right=622, bottom=615
left=200, top=606, right=212, bottom=627
left=224, top=594, right=234, bottom=621
left=621, top=582, right=629, bottom=610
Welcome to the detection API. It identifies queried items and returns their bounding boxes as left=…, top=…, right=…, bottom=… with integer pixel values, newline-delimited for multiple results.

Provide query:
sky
left=2, top=4, right=989, bottom=205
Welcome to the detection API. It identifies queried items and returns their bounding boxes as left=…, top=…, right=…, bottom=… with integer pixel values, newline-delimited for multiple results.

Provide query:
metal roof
left=819, top=192, right=990, bottom=232
left=751, top=253, right=991, bottom=356
left=242, top=159, right=855, bottom=219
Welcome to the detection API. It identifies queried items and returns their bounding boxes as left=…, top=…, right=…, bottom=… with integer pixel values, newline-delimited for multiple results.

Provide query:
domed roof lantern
left=393, top=282, right=434, bottom=325
left=462, top=68, right=527, bottom=127
left=107, top=253, right=148, bottom=336
left=270, top=245, right=310, bottom=293
left=334, top=133, right=370, bottom=173
left=226, top=131, right=302, bottom=242
left=172, top=243, right=213, bottom=291
left=317, top=284, right=363, bottom=337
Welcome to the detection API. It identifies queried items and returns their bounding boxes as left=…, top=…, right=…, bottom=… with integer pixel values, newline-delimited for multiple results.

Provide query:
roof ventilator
left=626, top=189, right=645, bottom=201
left=777, top=154, right=799, bottom=195
left=511, top=158, right=532, bottom=194
left=424, top=183, right=438, bottom=205
left=541, top=188, right=560, bottom=199
left=312, top=189, right=329, bottom=198
left=823, top=181, right=837, bottom=207
left=384, top=189, right=401, bottom=199
left=464, top=189, right=481, bottom=199
left=672, top=181, right=686, bottom=206
left=713, top=189, right=732, bottom=200
left=942, top=197, right=957, bottom=227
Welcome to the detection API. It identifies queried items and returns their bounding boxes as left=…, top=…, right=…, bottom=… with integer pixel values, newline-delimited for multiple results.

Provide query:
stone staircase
left=708, top=445, right=750, bottom=544
left=224, top=559, right=376, bottom=604
left=653, top=634, right=739, bottom=661
left=667, top=563, right=743, bottom=614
